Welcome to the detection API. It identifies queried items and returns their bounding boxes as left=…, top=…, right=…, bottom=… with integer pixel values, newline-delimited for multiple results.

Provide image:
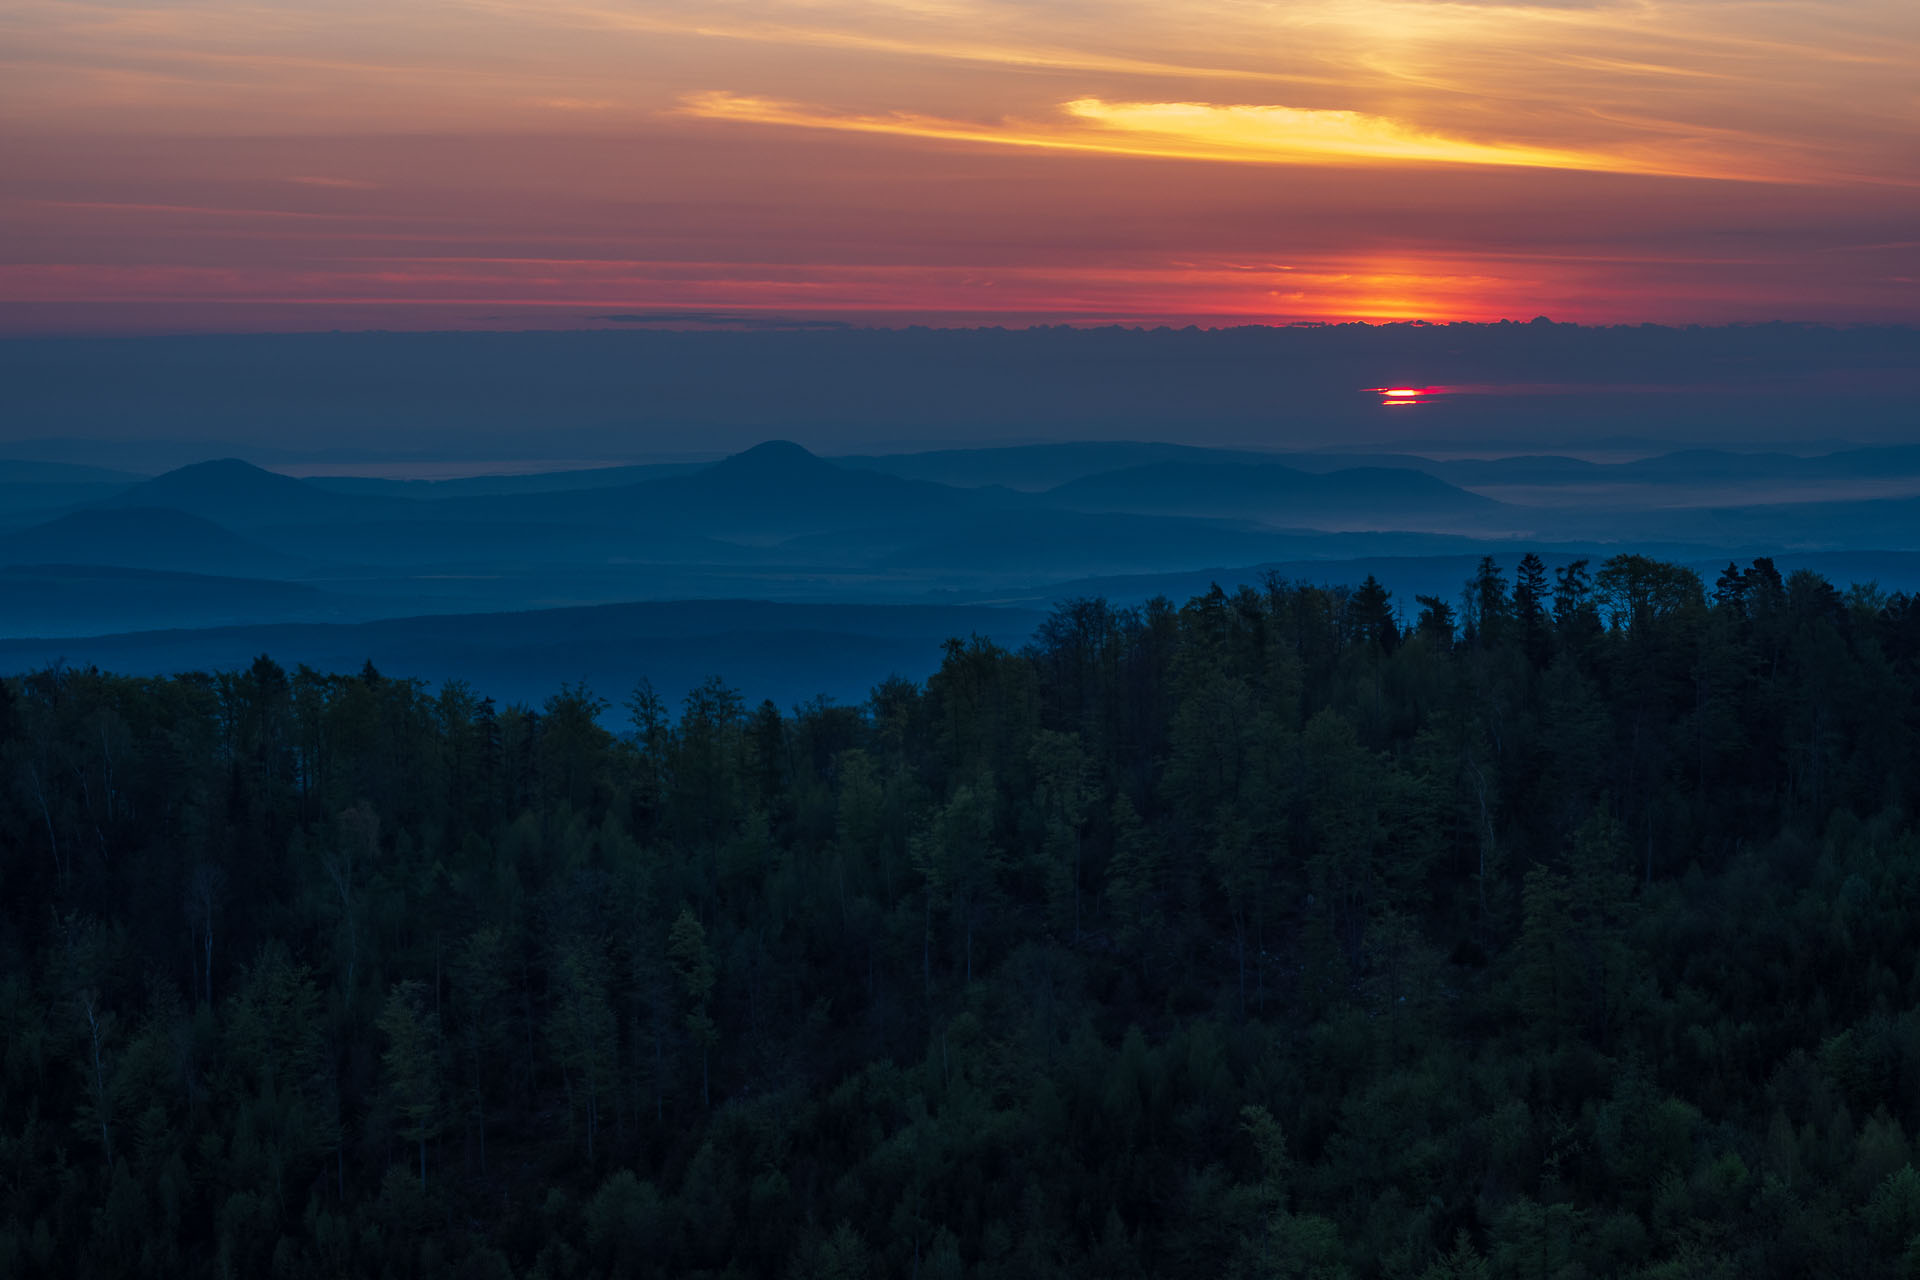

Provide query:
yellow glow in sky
left=677, top=90, right=1760, bottom=180
left=0, top=0, right=1914, bottom=328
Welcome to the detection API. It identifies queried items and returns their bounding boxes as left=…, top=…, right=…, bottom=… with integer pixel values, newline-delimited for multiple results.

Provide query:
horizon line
left=5, top=317, right=1919, bottom=341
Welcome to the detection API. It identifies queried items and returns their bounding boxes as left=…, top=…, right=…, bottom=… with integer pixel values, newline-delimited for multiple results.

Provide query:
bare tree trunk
left=81, top=992, right=113, bottom=1168
left=322, top=850, right=357, bottom=991
left=186, top=864, right=224, bottom=1006
left=26, top=762, right=63, bottom=886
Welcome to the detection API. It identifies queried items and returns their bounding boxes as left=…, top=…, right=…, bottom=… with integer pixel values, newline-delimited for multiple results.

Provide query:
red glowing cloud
left=1368, top=385, right=1444, bottom=406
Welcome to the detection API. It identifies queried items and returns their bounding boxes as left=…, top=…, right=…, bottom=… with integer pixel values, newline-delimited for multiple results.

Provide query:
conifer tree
left=1515, top=552, right=1552, bottom=666
left=667, top=907, right=717, bottom=1108
left=377, top=980, right=441, bottom=1188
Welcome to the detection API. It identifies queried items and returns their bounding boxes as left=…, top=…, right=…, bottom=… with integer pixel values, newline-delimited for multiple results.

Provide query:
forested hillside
left=3, top=554, right=1919, bottom=1278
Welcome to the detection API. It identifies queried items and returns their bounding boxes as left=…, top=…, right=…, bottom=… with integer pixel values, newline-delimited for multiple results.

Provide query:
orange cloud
left=1, top=0, right=1914, bottom=329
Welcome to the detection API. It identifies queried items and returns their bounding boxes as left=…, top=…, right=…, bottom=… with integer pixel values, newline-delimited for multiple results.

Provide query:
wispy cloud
left=450, top=0, right=1344, bottom=87
left=677, top=91, right=1763, bottom=181
left=3, top=0, right=1915, bottom=327
left=6, top=0, right=1913, bottom=181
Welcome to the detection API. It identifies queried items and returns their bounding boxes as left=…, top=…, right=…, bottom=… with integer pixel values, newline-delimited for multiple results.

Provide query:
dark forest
left=4, top=553, right=1919, bottom=1279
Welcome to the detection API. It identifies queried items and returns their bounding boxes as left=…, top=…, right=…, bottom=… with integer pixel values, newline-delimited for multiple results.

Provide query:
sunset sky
left=2, top=0, right=1915, bottom=331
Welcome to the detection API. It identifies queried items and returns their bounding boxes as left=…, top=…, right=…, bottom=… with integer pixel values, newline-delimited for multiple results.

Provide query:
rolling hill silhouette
left=0, top=598, right=1046, bottom=711
left=305, top=459, right=708, bottom=499
left=637, top=440, right=984, bottom=532
left=440, top=440, right=990, bottom=537
left=0, top=507, right=300, bottom=577
left=0, top=457, right=144, bottom=523
left=1680, top=494, right=1920, bottom=550
left=246, top=517, right=762, bottom=567
left=839, top=441, right=1277, bottom=491
left=1042, top=460, right=1506, bottom=529
left=0, top=565, right=333, bottom=638
left=101, top=458, right=404, bottom=526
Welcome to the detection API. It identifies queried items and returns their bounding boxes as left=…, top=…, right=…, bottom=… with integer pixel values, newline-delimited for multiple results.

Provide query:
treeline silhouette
left=3, top=553, right=1919, bottom=1278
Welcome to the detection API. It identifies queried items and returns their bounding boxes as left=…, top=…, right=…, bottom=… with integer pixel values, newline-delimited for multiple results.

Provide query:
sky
left=1, top=0, right=1916, bottom=332
left=8, top=325, right=1919, bottom=461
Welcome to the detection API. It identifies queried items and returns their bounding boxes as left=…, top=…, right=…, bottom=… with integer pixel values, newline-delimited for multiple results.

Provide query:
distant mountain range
left=842, top=441, right=1920, bottom=495
left=15, top=438, right=1920, bottom=525
left=0, top=598, right=1046, bottom=710
left=21, top=444, right=1507, bottom=572
left=493, top=439, right=992, bottom=537
left=3, top=439, right=1918, bottom=666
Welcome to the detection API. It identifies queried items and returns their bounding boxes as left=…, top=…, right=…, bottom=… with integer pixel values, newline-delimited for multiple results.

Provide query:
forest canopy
left=3, top=553, right=1919, bottom=1278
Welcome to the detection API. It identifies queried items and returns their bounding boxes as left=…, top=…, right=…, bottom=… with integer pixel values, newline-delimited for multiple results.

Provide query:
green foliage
left=1, top=561, right=1918, bottom=1276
